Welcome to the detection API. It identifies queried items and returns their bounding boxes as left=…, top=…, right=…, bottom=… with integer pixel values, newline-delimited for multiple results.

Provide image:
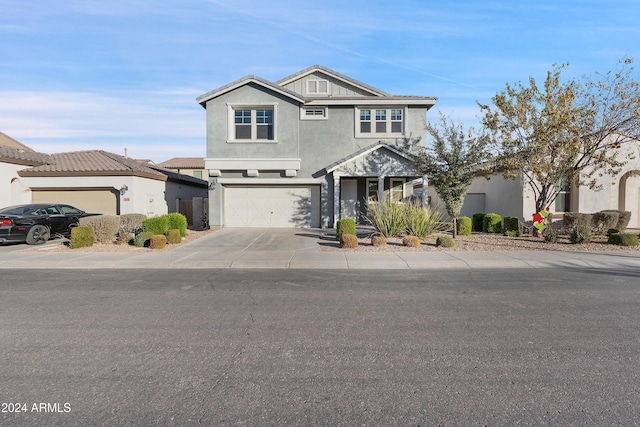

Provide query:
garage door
left=32, top=189, right=118, bottom=215
left=224, top=186, right=320, bottom=227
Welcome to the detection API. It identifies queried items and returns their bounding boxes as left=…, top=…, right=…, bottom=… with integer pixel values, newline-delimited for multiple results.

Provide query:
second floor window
left=357, top=107, right=404, bottom=136
left=233, top=107, right=274, bottom=141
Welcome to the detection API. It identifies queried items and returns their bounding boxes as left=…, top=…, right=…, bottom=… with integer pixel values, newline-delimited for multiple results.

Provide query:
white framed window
left=366, top=178, right=379, bottom=205
left=356, top=107, right=405, bottom=137
left=307, top=79, right=329, bottom=95
left=390, top=178, right=405, bottom=203
left=300, top=106, right=328, bottom=120
left=227, top=104, right=277, bottom=142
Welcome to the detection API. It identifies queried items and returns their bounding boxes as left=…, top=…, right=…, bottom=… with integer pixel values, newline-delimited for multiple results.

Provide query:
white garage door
left=224, top=186, right=320, bottom=227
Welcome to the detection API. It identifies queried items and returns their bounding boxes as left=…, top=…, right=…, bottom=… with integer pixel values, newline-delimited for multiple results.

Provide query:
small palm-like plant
left=366, top=200, right=406, bottom=238
left=405, top=202, right=446, bottom=239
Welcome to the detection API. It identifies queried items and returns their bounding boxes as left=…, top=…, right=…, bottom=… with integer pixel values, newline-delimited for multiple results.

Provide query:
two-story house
left=197, top=65, right=437, bottom=228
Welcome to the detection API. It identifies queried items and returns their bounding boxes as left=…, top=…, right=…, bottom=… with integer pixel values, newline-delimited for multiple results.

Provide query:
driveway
left=180, top=227, right=323, bottom=252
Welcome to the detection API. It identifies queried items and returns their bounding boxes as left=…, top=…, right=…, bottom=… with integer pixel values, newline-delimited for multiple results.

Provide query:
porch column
left=421, top=175, right=429, bottom=206
left=333, top=173, right=341, bottom=227
left=377, top=175, right=385, bottom=207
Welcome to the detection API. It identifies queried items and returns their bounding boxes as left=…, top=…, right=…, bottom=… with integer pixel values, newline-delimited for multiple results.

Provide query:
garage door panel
left=224, top=186, right=320, bottom=228
left=32, top=190, right=117, bottom=215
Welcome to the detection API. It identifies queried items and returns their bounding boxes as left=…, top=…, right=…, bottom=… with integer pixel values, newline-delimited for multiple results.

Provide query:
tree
left=412, top=114, right=493, bottom=237
left=479, top=59, right=640, bottom=215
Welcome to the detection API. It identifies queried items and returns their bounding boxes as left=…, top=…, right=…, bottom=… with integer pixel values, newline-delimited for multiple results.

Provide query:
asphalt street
left=1, top=268, right=639, bottom=426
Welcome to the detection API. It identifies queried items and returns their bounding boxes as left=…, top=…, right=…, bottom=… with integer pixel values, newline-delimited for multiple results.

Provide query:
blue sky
left=1, top=0, right=638, bottom=162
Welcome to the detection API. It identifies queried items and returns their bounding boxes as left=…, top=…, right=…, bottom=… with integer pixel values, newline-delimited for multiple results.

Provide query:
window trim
left=300, top=106, right=328, bottom=120
left=355, top=107, right=405, bottom=138
left=227, top=103, right=278, bottom=143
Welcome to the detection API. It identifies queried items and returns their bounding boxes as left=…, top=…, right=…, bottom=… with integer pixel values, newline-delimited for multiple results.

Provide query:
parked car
left=0, top=203, right=87, bottom=245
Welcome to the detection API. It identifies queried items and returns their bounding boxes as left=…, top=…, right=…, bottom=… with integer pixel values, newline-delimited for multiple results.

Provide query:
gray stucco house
left=197, top=65, right=437, bottom=228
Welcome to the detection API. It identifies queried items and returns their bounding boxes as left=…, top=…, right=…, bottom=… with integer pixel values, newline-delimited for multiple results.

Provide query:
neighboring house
left=16, top=150, right=207, bottom=216
left=426, top=134, right=640, bottom=228
left=197, top=65, right=436, bottom=228
left=156, top=157, right=209, bottom=181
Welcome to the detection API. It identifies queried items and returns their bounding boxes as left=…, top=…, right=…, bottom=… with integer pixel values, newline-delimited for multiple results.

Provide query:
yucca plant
left=366, top=200, right=406, bottom=238
left=404, top=202, right=446, bottom=239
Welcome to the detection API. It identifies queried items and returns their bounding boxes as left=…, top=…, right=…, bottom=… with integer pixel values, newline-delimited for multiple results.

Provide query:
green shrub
left=570, top=224, right=592, bottom=244
left=366, top=200, right=406, bottom=238
left=150, top=234, right=167, bottom=249
left=339, top=234, right=358, bottom=248
left=608, top=233, right=639, bottom=246
left=456, top=216, right=472, bottom=236
left=142, top=216, right=169, bottom=235
left=402, top=236, right=421, bottom=247
left=167, top=229, right=181, bottom=244
left=592, top=211, right=619, bottom=235
left=483, top=213, right=502, bottom=233
left=563, top=212, right=593, bottom=231
left=405, top=202, right=446, bottom=239
left=335, top=218, right=357, bottom=241
left=134, top=231, right=154, bottom=247
left=69, top=226, right=94, bottom=249
left=166, top=213, right=188, bottom=237
left=606, top=228, right=620, bottom=237
left=503, top=216, right=521, bottom=237
left=79, top=215, right=120, bottom=244
left=436, top=235, right=455, bottom=248
left=472, top=213, right=485, bottom=232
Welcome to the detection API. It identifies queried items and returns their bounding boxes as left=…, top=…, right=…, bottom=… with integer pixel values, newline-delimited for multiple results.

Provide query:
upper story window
left=228, top=104, right=276, bottom=142
left=307, top=79, right=329, bottom=95
left=357, top=107, right=404, bottom=137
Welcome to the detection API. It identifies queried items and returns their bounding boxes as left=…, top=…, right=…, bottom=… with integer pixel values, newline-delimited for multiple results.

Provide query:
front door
left=340, top=179, right=358, bottom=220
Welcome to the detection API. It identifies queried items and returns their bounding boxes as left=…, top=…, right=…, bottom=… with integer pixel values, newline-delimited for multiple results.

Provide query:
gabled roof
left=277, top=65, right=390, bottom=97
left=196, top=75, right=305, bottom=107
left=324, top=142, right=415, bottom=173
left=0, top=144, right=52, bottom=166
left=156, top=157, right=205, bottom=169
left=0, top=131, right=35, bottom=151
left=18, top=150, right=168, bottom=181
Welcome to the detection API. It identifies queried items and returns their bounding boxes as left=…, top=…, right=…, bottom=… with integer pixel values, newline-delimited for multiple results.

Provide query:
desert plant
left=483, top=213, right=502, bottom=233
left=167, top=229, right=181, bottom=244
left=371, top=234, right=387, bottom=247
left=608, top=233, right=639, bottom=247
left=405, top=202, right=446, bottom=239
left=166, top=213, right=188, bottom=237
left=402, top=236, right=421, bottom=247
left=335, top=218, right=357, bottom=241
left=503, top=216, right=521, bottom=237
left=142, top=215, right=170, bottom=235
left=563, top=212, right=593, bottom=231
left=456, top=216, right=472, bottom=236
left=150, top=234, right=167, bottom=249
left=366, top=200, right=406, bottom=238
left=543, top=226, right=558, bottom=243
left=79, top=215, right=120, bottom=244
left=134, top=231, right=154, bottom=247
left=472, top=213, right=485, bottom=232
left=69, top=226, right=94, bottom=249
left=119, top=213, right=147, bottom=235
left=435, top=235, right=455, bottom=248
left=339, top=233, right=358, bottom=248
left=570, top=224, right=592, bottom=244
left=592, top=211, right=619, bottom=235
left=600, top=210, right=631, bottom=231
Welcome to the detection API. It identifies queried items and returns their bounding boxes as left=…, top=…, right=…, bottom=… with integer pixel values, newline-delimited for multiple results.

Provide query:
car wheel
left=26, top=225, right=51, bottom=245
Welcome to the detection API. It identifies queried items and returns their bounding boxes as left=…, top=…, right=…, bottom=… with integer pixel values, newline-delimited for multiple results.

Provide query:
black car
left=0, top=203, right=86, bottom=245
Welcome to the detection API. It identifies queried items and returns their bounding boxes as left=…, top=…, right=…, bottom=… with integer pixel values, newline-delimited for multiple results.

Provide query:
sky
left=1, top=0, right=638, bottom=163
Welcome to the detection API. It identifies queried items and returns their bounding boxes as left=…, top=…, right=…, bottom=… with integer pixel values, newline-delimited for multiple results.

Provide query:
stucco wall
left=0, top=162, right=30, bottom=207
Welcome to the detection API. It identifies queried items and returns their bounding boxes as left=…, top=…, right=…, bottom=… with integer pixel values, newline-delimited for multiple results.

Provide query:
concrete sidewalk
left=1, top=227, right=639, bottom=270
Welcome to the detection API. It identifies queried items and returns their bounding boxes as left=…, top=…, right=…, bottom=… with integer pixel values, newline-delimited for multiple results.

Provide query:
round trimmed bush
left=150, top=234, right=167, bottom=249
left=167, top=229, right=181, bottom=244
left=472, top=213, right=485, bottom=232
left=402, top=236, right=421, bottom=247
left=371, top=235, right=387, bottom=247
left=339, top=233, right=358, bottom=248
left=483, top=213, right=502, bottom=233
left=456, top=216, right=472, bottom=236
left=69, top=226, right=94, bottom=249
left=336, top=218, right=356, bottom=241
left=436, top=235, right=454, bottom=248
left=570, top=224, right=592, bottom=244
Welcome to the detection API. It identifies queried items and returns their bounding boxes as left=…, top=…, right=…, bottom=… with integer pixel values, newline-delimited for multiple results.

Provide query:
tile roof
left=18, top=150, right=167, bottom=180
left=0, top=144, right=52, bottom=166
left=0, top=131, right=35, bottom=151
left=156, top=157, right=205, bottom=169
